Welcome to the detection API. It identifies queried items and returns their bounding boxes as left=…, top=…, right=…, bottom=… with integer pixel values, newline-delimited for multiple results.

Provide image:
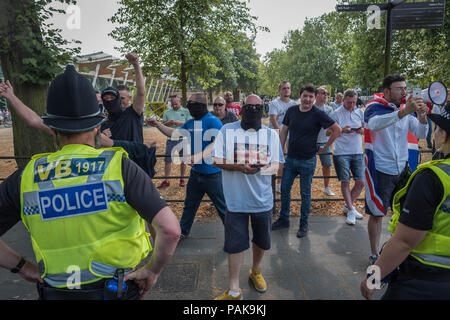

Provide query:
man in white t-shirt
left=269, top=81, right=297, bottom=193
left=315, top=86, right=336, bottom=196
left=213, top=94, right=284, bottom=300
left=330, top=89, right=365, bottom=225
left=331, top=92, right=343, bottom=111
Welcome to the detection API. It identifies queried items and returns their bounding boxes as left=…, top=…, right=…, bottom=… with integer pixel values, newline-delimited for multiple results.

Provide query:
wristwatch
left=10, top=257, right=26, bottom=273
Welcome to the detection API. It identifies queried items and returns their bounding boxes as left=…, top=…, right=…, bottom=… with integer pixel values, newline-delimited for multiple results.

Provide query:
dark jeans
left=375, top=170, right=400, bottom=213
left=426, top=117, right=433, bottom=147
left=180, top=170, right=227, bottom=235
left=279, top=156, right=316, bottom=226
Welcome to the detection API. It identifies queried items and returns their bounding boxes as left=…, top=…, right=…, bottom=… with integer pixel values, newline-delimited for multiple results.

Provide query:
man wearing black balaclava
left=147, top=93, right=227, bottom=238
left=100, top=53, right=146, bottom=144
left=212, top=94, right=285, bottom=300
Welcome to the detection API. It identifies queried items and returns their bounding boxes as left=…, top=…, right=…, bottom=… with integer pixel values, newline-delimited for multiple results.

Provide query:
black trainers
left=296, top=224, right=308, bottom=238
left=271, top=218, right=290, bottom=230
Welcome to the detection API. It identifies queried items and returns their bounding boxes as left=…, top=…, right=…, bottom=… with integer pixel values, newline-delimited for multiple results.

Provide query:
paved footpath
left=0, top=215, right=390, bottom=300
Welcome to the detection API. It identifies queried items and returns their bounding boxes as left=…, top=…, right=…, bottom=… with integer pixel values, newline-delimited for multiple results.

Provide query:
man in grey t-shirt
left=315, top=86, right=336, bottom=196
left=269, top=81, right=297, bottom=193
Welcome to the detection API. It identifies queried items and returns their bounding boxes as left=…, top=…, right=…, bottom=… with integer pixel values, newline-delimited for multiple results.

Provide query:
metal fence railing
left=0, top=150, right=433, bottom=207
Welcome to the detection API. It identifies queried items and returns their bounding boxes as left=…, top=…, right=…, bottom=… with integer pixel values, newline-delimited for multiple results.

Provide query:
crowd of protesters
left=0, top=53, right=449, bottom=301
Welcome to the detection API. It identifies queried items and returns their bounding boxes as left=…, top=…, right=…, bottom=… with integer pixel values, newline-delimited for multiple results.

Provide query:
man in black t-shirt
left=102, top=53, right=146, bottom=144
left=272, top=84, right=341, bottom=238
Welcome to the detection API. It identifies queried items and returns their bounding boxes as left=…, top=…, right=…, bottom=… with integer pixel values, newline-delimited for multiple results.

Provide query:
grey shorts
left=164, top=139, right=184, bottom=163
left=317, top=143, right=332, bottom=167
left=333, top=154, right=365, bottom=182
left=224, top=210, right=272, bottom=254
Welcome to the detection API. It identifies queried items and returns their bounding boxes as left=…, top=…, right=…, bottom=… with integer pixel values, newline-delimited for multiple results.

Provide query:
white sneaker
left=276, top=184, right=281, bottom=194
left=324, top=187, right=336, bottom=196
left=345, top=209, right=356, bottom=225
left=343, top=205, right=363, bottom=219
left=342, top=205, right=349, bottom=214
left=353, top=208, right=363, bottom=220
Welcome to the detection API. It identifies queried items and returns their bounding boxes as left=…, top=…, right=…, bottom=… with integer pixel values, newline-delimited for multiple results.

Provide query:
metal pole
left=384, top=6, right=392, bottom=77
left=157, top=80, right=165, bottom=101
left=92, top=64, right=100, bottom=88
left=147, top=78, right=154, bottom=101
left=162, top=82, right=170, bottom=102
left=109, top=68, right=116, bottom=87
left=151, top=80, right=160, bottom=102
left=122, top=72, right=129, bottom=85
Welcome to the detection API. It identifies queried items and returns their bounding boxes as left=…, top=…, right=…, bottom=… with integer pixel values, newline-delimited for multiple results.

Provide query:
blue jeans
left=279, top=157, right=316, bottom=226
left=180, top=170, right=227, bottom=235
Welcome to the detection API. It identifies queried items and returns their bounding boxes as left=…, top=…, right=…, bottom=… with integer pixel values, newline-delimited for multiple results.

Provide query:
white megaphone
left=420, top=81, right=448, bottom=105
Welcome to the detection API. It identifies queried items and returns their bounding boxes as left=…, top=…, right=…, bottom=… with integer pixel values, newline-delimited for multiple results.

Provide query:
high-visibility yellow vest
left=390, top=158, right=450, bottom=269
left=20, top=144, right=151, bottom=288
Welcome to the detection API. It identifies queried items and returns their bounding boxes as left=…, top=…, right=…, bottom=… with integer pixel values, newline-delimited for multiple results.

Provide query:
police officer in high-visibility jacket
left=361, top=100, right=450, bottom=300
left=0, top=65, right=180, bottom=300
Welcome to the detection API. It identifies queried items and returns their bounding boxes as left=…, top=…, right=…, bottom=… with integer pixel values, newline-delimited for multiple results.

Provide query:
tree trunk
left=207, top=87, right=213, bottom=105
left=180, top=52, right=188, bottom=106
left=0, top=0, right=57, bottom=169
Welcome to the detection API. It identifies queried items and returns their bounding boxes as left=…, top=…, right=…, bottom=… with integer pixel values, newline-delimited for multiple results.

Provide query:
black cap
left=42, top=64, right=105, bottom=132
left=429, top=102, right=450, bottom=135
left=101, top=87, right=120, bottom=99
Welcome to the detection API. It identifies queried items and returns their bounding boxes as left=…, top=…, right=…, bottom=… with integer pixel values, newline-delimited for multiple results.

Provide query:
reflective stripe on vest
left=22, top=180, right=126, bottom=216
left=39, top=260, right=134, bottom=287
left=410, top=253, right=450, bottom=269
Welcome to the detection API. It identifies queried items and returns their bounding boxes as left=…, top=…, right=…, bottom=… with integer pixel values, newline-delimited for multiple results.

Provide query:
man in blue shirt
left=147, top=93, right=227, bottom=238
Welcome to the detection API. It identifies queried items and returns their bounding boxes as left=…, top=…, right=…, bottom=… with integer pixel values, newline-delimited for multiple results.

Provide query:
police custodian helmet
left=42, top=64, right=105, bottom=132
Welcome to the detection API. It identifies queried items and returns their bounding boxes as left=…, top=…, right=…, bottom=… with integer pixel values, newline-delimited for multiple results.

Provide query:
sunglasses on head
left=243, top=104, right=263, bottom=111
left=213, top=103, right=224, bottom=107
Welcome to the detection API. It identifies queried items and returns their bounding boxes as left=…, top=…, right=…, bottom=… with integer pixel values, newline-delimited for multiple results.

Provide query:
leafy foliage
left=109, top=0, right=261, bottom=102
left=258, top=0, right=449, bottom=95
left=0, top=0, right=81, bottom=85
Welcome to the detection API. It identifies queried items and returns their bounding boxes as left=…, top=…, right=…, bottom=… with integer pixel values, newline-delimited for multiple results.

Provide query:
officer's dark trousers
left=37, top=279, right=140, bottom=300
left=382, top=257, right=450, bottom=300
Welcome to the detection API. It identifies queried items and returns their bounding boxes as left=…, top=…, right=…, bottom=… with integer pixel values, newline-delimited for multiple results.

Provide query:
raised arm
left=126, top=53, right=145, bottom=116
left=0, top=81, right=53, bottom=135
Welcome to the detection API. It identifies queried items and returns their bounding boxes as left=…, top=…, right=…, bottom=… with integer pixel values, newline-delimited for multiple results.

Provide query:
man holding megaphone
left=363, top=74, right=429, bottom=266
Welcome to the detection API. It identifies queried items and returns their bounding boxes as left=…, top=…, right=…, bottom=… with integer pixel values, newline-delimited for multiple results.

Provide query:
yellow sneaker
left=249, top=268, right=267, bottom=293
left=214, top=289, right=243, bottom=300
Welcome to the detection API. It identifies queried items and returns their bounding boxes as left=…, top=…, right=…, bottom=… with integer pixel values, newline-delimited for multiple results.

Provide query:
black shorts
left=223, top=209, right=272, bottom=254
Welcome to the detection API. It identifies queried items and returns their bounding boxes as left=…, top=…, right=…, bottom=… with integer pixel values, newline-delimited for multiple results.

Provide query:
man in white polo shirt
left=269, top=81, right=297, bottom=193
left=330, top=89, right=365, bottom=225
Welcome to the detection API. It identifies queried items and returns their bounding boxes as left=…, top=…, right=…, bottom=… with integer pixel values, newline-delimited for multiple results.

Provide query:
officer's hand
left=124, top=268, right=159, bottom=300
left=360, top=277, right=374, bottom=300
left=19, top=261, right=43, bottom=284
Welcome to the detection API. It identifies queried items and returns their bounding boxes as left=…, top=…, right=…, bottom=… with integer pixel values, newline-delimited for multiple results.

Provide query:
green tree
left=109, top=0, right=259, bottom=105
left=0, top=0, right=80, bottom=168
left=214, top=33, right=260, bottom=99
